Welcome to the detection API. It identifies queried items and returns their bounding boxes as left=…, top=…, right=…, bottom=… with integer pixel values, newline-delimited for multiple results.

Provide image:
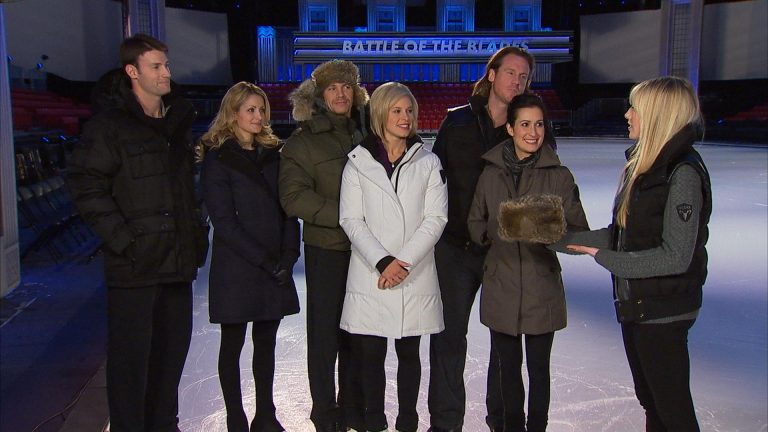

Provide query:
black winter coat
left=202, top=140, right=300, bottom=323
left=68, top=78, right=209, bottom=287
left=433, top=95, right=512, bottom=250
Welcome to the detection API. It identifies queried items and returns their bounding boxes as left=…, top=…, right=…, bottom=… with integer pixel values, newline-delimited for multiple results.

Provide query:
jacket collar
left=358, top=132, right=421, bottom=155
left=220, top=139, right=281, bottom=164
left=348, top=134, right=424, bottom=201
left=625, top=123, right=700, bottom=186
left=115, top=79, right=195, bottom=139
left=468, top=94, right=489, bottom=115
left=482, top=138, right=561, bottom=169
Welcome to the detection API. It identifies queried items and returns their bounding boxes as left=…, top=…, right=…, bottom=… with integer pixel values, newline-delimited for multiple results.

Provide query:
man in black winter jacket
left=428, top=47, right=535, bottom=432
left=68, top=34, right=208, bottom=432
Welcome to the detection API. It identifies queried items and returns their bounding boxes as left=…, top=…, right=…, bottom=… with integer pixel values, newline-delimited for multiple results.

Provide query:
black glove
left=271, top=262, right=292, bottom=286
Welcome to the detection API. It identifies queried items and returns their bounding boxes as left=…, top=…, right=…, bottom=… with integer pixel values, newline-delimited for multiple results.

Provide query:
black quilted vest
left=611, top=125, right=712, bottom=322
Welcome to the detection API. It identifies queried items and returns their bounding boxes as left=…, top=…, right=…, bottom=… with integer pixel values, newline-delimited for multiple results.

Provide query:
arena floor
left=176, top=138, right=768, bottom=432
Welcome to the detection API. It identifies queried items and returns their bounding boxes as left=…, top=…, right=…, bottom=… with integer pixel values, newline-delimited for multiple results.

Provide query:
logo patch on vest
left=676, top=203, right=693, bottom=222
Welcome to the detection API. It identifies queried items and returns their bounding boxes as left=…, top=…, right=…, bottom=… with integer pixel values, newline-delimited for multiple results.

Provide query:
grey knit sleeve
left=548, top=228, right=611, bottom=254
left=594, top=164, right=703, bottom=278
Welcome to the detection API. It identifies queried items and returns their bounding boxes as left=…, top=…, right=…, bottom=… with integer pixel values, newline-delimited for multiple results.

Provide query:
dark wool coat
left=68, top=77, right=209, bottom=287
left=202, top=140, right=300, bottom=323
left=468, top=141, right=589, bottom=336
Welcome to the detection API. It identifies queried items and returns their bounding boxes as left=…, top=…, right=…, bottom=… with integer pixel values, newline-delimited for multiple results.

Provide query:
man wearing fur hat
left=279, top=59, right=369, bottom=432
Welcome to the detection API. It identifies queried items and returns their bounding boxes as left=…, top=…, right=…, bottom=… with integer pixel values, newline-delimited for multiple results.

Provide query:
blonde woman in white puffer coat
left=339, top=82, right=448, bottom=432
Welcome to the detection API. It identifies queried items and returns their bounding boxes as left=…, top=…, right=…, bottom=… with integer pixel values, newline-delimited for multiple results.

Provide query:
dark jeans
left=429, top=239, right=502, bottom=430
left=304, top=245, right=364, bottom=430
left=622, top=320, right=699, bottom=432
left=490, top=330, right=555, bottom=432
left=351, top=334, right=422, bottom=432
left=106, top=282, right=193, bottom=432
left=218, top=320, right=282, bottom=432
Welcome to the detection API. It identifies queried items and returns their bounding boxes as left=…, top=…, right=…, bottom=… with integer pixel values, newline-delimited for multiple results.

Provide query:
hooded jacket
left=278, top=77, right=369, bottom=251
left=434, top=94, right=558, bottom=251
left=68, top=73, right=208, bottom=287
left=339, top=134, right=448, bottom=338
left=468, top=141, right=589, bottom=336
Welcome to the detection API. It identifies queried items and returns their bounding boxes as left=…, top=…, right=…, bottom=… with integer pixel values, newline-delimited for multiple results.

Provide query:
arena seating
left=257, top=82, right=569, bottom=133
left=725, top=102, right=768, bottom=122
left=13, top=130, right=93, bottom=263
left=10, top=87, right=92, bottom=135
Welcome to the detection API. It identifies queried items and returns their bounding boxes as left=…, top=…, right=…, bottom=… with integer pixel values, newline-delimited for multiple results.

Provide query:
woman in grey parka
left=468, top=93, right=588, bottom=432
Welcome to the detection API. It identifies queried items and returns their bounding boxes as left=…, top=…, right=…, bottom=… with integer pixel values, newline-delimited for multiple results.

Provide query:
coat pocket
left=126, top=214, right=177, bottom=275
left=124, top=142, right=168, bottom=179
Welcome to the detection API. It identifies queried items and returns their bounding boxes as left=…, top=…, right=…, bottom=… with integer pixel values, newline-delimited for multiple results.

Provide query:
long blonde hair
left=201, top=82, right=280, bottom=149
left=615, top=76, right=703, bottom=226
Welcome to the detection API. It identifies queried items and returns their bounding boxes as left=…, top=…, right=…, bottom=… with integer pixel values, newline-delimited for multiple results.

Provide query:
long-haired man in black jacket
left=428, top=47, right=535, bottom=432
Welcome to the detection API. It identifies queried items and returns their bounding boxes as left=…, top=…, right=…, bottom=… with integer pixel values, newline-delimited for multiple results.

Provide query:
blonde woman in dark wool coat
left=468, top=93, right=589, bottom=432
left=201, top=82, right=300, bottom=432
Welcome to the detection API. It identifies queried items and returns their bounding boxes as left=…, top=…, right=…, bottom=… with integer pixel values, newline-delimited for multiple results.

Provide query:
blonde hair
left=369, top=82, right=419, bottom=141
left=201, top=82, right=280, bottom=149
left=473, top=47, right=535, bottom=97
left=615, top=76, right=703, bottom=226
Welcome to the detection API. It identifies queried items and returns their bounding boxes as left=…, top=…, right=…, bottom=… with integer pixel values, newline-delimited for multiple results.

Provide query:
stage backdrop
left=3, top=0, right=231, bottom=85
left=580, top=0, right=767, bottom=83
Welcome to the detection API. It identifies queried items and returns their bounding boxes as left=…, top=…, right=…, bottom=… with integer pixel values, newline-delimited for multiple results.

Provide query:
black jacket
left=202, top=140, right=300, bottom=323
left=432, top=95, right=508, bottom=250
left=68, top=75, right=209, bottom=287
left=611, top=124, right=712, bottom=322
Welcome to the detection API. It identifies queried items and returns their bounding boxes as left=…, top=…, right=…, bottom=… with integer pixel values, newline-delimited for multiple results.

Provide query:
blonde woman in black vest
left=561, top=76, right=711, bottom=431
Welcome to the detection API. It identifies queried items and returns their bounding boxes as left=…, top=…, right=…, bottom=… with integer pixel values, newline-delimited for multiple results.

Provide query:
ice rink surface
left=178, top=138, right=767, bottom=432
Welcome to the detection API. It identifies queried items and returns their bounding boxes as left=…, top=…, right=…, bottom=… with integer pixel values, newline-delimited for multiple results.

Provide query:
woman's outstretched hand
left=566, top=244, right=599, bottom=257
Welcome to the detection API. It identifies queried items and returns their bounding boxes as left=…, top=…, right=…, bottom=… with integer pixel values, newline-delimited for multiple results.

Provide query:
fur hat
left=289, top=59, right=369, bottom=122
left=497, top=194, right=566, bottom=244
left=312, top=59, right=360, bottom=92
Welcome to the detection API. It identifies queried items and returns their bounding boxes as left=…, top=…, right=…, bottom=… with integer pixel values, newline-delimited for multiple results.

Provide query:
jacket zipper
left=614, top=226, right=629, bottom=300
left=393, top=143, right=422, bottom=193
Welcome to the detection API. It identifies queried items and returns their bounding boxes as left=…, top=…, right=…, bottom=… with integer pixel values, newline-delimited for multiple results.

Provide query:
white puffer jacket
left=339, top=138, right=448, bottom=338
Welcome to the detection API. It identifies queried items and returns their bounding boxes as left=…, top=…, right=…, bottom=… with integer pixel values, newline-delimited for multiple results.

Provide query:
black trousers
left=304, top=245, right=364, bottom=430
left=429, top=239, right=502, bottom=430
left=622, top=320, right=699, bottom=432
left=351, top=334, right=422, bottom=432
left=490, top=330, right=554, bottom=432
left=106, top=282, right=193, bottom=432
left=218, top=320, right=282, bottom=432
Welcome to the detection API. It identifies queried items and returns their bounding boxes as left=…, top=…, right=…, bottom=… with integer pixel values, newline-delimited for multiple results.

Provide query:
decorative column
left=437, top=0, right=475, bottom=81
left=504, top=0, right=548, bottom=85
left=0, top=5, right=21, bottom=296
left=298, top=0, right=338, bottom=32
left=659, top=0, right=704, bottom=89
left=124, top=0, right=166, bottom=39
left=504, top=0, right=542, bottom=31
left=257, top=26, right=277, bottom=83
left=366, top=0, right=406, bottom=32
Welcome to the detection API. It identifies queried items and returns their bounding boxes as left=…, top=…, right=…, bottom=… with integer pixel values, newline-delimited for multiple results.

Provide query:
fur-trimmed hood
left=289, top=76, right=369, bottom=123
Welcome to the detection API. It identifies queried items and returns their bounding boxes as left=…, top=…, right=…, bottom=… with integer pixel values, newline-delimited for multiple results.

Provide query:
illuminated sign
left=293, top=32, right=573, bottom=64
